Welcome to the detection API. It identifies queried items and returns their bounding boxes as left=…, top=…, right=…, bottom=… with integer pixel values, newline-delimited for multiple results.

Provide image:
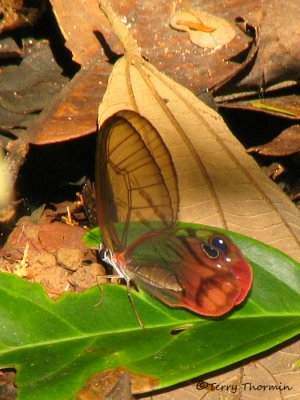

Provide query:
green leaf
left=83, top=227, right=102, bottom=248
left=0, top=223, right=299, bottom=399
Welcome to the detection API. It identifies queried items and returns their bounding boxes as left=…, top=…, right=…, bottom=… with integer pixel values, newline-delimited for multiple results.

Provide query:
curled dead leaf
left=170, top=6, right=236, bottom=49
left=219, top=93, right=300, bottom=119
left=248, top=125, right=300, bottom=156
left=175, top=19, right=216, bottom=33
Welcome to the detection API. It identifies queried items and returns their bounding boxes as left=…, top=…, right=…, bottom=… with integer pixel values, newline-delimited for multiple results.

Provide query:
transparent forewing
left=95, top=111, right=179, bottom=252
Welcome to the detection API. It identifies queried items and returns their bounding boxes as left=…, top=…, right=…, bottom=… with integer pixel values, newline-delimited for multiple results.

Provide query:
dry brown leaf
left=33, top=52, right=111, bottom=144
left=49, top=0, right=124, bottom=65
left=0, top=0, right=43, bottom=34
left=0, top=39, right=67, bottom=134
left=50, top=0, right=257, bottom=90
left=0, top=37, right=23, bottom=58
left=248, top=125, right=300, bottom=156
left=170, top=7, right=236, bottom=49
left=238, top=1, right=300, bottom=90
left=98, top=0, right=300, bottom=262
left=219, top=93, right=300, bottom=120
left=32, top=0, right=260, bottom=145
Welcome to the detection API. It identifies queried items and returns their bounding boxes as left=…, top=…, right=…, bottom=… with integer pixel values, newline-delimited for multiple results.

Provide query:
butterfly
left=95, top=110, right=252, bottom=317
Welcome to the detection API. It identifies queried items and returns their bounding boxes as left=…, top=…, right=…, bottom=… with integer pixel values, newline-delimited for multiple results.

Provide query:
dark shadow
left=93, top=30, right=123, bottom=64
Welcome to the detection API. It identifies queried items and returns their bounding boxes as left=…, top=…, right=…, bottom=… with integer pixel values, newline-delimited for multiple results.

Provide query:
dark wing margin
left=95, top=110, right=179, bottom=252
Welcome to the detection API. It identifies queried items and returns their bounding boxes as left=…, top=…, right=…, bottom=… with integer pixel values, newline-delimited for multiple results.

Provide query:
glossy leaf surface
left=1, top=224, right=297, bottom=399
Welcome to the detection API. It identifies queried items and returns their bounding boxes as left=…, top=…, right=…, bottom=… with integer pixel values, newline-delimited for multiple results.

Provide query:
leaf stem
left=99, top=0, right=141, bottom=59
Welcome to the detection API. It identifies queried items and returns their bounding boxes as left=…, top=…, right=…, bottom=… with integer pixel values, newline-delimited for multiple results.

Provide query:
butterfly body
left=95, top=110, right=253, bottom=317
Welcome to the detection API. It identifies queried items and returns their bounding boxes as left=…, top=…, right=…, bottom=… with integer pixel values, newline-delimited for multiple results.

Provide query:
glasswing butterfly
left=95, top=110, right=252, bottom=318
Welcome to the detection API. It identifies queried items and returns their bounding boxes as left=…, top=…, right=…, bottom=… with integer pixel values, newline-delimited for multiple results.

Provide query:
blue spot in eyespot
left=211, top=237, right=228, bottom=253
left=201, top=244, right=219, bottom=259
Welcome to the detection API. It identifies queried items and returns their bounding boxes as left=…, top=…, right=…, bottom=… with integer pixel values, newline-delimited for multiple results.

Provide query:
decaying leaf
left=238, top=1, right=300, bottom=90
left=33, top=53, right=111, bottom=144
left=37, top=0, right=258, bottom=146
left=248, top=125, right=300, bottom=156
left=219, top=93, right=300, bottom=120
left=0, top=39, right=68, bottom=137
left=170, top=6, right=236, bottom=49
left=77, top=367, right=159, bottom=399
left=0, top=0, right=45, bottom=34
left=76, top=368, right=133, bottom=400
left=49, top=0, right=123, bottom=65
left=98, top=1, right=300, bottom=261
left=0, top=37, right=23, bottom=59
left=0, top=370, right=16, bottom=400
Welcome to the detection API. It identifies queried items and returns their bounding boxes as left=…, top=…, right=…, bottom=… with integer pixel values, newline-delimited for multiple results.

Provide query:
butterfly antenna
left=94, top=280, right=104, bottom=307
left=126, top=280, right=145, bottom=329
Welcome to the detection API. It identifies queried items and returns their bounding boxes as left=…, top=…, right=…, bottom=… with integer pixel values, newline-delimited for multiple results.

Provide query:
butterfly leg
left=99, top=245, right=145, bottom=328
left=125, top=279, right=145, bottom=330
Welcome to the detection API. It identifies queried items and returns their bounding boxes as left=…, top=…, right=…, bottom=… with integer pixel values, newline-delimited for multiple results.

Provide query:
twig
left=99, top=0, right=141, bottom=59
